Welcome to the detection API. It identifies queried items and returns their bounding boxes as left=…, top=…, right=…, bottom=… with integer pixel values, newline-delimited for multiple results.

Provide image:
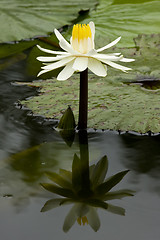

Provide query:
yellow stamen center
left=77, top=216, right=89, bottom=226
left=71, top=24, right=93, bottom=54
left=72, top=24, right=92, bottom=42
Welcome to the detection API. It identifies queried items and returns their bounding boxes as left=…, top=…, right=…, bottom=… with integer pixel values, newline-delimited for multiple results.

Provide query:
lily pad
left=21, top=75, right=160, bottom=133
left=0, top=0, right=97, bottom=43
left=83, top=0, right=160, bottom=47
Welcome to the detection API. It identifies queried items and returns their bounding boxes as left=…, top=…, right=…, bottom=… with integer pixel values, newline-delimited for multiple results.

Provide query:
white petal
left=89, top=22, right=95, bottom=38
left=42, top=56, right=75, bottom=70
left=57, top=60, right=75, bottom=81
left=97, top=36, right=121, bottom=52
left=87, top=50, right=121, bottom=57
left=87, top=207, right=100, bottom=232
left=92, top=53, right=124, bottom=61
left=87, top=49, right=97, bottom=56
left=88, top=58, right=107, bottom=77
left=87, top=37, right=94, bottom=52
left=100, top=59, right=132, bottom=72
left=89, top=21, right=95, bottom=48
left=120, top=57, right=135, bottom=62
left=108, top=53, right=121, bottom=56
left=72, top=57, right=88, bottom=71
left=37, top=54, right=71, bottom=62
left=37, top=45, right=68, bottom=55
left=37, top=68, right=52, bottom=77
left=54, top=28, right=67, bottom=42
left=70, top=36, right=72, bottom=45
left=59, top=38, right=76, bottom=54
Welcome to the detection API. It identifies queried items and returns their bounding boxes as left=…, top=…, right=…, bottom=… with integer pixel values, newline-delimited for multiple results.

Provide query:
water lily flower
left=37, top=22, right=134, bottom=80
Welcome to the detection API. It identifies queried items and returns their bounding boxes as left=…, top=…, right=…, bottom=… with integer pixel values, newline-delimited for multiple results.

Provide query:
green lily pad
left=21, top=75, right=160, bottom=133
left=0, top=0, right=97, bottom=43
left=0, top=40, right=39, bottom=59
left=83, top=0, right=160, bottom=47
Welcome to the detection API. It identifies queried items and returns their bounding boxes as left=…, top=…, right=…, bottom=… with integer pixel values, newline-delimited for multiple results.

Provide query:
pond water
left=0, top=59, right=160, bottom=240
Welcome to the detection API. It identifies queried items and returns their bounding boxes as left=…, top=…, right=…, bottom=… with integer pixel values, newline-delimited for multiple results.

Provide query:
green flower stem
left=78, top=69, right=88, bottom=130
left=79, top=130, right=90, bottom=195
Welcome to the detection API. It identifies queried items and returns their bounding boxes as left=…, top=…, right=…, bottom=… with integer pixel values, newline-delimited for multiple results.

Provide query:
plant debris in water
left=125, top=77, right=160, bottom=90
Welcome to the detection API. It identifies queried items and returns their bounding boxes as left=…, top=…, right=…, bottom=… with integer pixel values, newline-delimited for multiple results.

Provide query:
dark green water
left=0, top=59, right=160, bottom=240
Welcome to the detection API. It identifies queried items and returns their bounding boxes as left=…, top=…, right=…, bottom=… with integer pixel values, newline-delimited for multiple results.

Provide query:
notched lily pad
left=20, top=75, right=160, bottom=133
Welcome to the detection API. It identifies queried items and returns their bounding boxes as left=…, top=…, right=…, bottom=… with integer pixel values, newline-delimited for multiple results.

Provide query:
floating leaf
left=0, top=40, right=38, bottom=59
left=21, top=74, right=160, bottom=133
left=84, top=0, right=160, bottom=47
left=0, top=0, right=97, bottom=43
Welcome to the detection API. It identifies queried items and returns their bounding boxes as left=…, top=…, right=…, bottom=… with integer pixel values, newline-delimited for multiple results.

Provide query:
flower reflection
left=63, top=203, right=100, bottom=232
left=41, top=151, right=134, bottom=232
